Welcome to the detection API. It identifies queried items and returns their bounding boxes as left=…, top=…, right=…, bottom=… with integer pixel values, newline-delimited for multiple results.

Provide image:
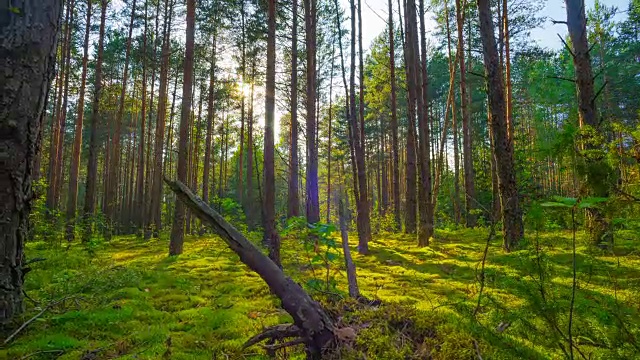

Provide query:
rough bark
left=264, top=0, right=280, bottom=267
left=455, top=0, right=476, bottom=227
left=169, top=0, right=195, bottom=255
left=402, top=0, right=418, bottom=234
left=339, top=197, right=360, bottom=299
left=83, top=0, right=108, bottom=242
left=105, top=0, right=137, bottom=238
left=287, top=0, right=300, bottom=219
left=304, top=0, right=320, bottom=226
left=352, top=0, right=372, bottom=254
left=66, top=0, right=92, bottom=242
left=416, top=0, right=433, bottom=246
left=165, top=179, right=335, bottom=357
left=203, top=35, right=217, bottom=207
left=149, top=0, right=172, bottom=238
left=0, top=0, right=62, bottom=322
left=388, top=0, right=401, bottom=229
left=135, top=0, right=149, bottom=234
left=477, top=0, right=524, bottom=251
left=564, top=0, right=612, bottom=246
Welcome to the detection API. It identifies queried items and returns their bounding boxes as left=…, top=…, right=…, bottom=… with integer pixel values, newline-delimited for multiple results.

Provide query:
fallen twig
left=262, top=338, right=306, bottom=351
left=242, top=324, right=301, bottom=349
left=473, top=339, right=483, bottom=360
left=19, top=350, right=64, bottom=359
left=4, top=295, right=75, bottom=345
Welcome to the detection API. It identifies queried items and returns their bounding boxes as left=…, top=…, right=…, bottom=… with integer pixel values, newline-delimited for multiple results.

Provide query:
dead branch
left=243, top=324, right=302, bottom=349
left=19, top=350, right=64, bottom=360
left=4, top=295, right=75, bottom=344
left=262, top=338, right=306, bottom=351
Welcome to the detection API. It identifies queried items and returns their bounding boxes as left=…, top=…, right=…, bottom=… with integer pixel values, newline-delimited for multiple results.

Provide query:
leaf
left=311, top=254, right=323, bottom=264
left=551, top=196, right=578, bottom=206
left=579, top=197, right=608, bottom=209
left=326, top=253, right=337, bottom=262
left=541, top=202, right=573, bottom=208
left=9, top=6, right=21, bottom=14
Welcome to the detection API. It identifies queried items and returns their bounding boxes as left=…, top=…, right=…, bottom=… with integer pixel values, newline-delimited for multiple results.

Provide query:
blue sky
left=344, top=0, right=630, bottom=51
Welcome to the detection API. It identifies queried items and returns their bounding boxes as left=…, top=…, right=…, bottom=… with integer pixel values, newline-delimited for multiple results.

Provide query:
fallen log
left=164, top=179, right=335, bottom=358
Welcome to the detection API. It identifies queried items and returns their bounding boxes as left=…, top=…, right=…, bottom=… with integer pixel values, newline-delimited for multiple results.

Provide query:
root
left=242, top=324, right=302, bottom=349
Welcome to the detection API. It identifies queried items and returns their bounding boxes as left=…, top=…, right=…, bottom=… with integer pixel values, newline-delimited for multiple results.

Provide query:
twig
left=4, top=295, right=75, bottom=344
left=19, top=350, right=64, bottom=360
left=242, top=324, right=301, bottom=349
left=473, top=339, right=483, bottom=360
left=473, top=220, right=496, bottom=317
left=547, top=75, right=575, bottom=83
left=23, top=257, right=47, bottom=266
left=262, top=338, right=306, bottom=351
left=558, top=34, right=575, bottom=58
left=568, top=206, right=578, bottom=360
left=468, top=71, right=486, bottom=78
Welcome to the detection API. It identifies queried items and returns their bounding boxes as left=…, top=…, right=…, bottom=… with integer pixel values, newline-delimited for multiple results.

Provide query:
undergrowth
left=0, top=228, right=638, bottom=359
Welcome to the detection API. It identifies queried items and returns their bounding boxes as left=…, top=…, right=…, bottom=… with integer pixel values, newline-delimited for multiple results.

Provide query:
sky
left=341, top=0, right=630, bottom=51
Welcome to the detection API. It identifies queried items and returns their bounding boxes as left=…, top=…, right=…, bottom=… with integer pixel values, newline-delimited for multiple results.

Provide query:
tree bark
left=456, top=0, right=477, bottom=227
left=477, top=0, right=524, bottom=251
left=203, top=35, right=217, bottom=208
left=135, top=0, right=149, bottom=234
left=83, top=0, right=108, bottom=242
left=149, top=0, right=172, bottom=238
left=388, top=0, right=401, bottom=229
left=304, top=0, right=320, bottom=226
left=169, top=0, right=195, bottom=255
left=264, top=0, right=280, bottom=267
left=564, top=0, right=612, bottom=246
left=0, top=0, right=62, bottom=323
left=66, top=0, right=92, bottom=241
left=402, top=0, right=418, bottom=235
left=287, top=0, right=300, bottom=219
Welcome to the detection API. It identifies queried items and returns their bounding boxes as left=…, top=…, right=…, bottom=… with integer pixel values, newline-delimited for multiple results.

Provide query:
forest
left=0, top=0, right=639, bottom=358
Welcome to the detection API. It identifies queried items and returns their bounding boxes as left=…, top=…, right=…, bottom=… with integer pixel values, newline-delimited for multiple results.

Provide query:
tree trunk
left=149, top=0, right=172, bottom=238
left=166, top=179, right=334, bottom=357
left=352, top=0, right=372, bottom=254
left=136, top=0, right=149, bottom=234
left=264, top=0, right=280, bottom=267
left=0, top=0, right=62, bottom=323
left=203, top=35, right=217, bottom=207
left=388, top=0, right=401, bottom=229
left=503, top=0, right=513, bottom=141
left=170, top=0, right=195, bottom=255
left=456, top=0, right=476, bottom=227
left=287, top=0, right=300, bottom=219
left=477, top=0, right=524, bottom=251
left=417, top=0, right=434, bottom=246
left=66, top=0, right=92, bottom=242
left=83, top=0, right=108, bottom=242
left=106, top=0, right=137, bottom=238
left=246, top=61, right=255, bottom=228
left=403, top=0, right=418, bottom=235
left=305, top=0, right=320, bottom=226
left=564, top=0, right=612, bottom=247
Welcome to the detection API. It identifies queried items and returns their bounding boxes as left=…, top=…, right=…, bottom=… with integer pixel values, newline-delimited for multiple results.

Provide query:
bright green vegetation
left=3, top=228, right=639, bottom=359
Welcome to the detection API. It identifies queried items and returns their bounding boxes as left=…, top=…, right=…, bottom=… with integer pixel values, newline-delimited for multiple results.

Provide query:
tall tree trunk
left=288, top=0, right=300, bottom=218
left=416, top=0, right=434, bottom=246
left=149, top=0, right=172, bottom=238
left=238, top=0, right=246, bottom=205
left=0, top=0, right=62, bottom=323
left=136, top=0, right=149, bottom=234
left=106, top=0, right=137, bottom=238
left=66, top=0, right=92, bottom=241
left=456, top=0, right=476, bottom=227
left=326, top=40, right=335, bottom=224
left=503, top=0, right=513, bottom=141
left=83, top=0, right=108, bottom=242
left=203, top=34, right=217, bottom=207
left=388, top=0, right=401, bottom=229
left=304, top=0, right=320, bottom=226
left=352, top=0, right=372, bottom=254
left=402, top=0, right=418, bottom=235
left=564, top=0, right=612, bottom=247
left=170, top=0, right=196, bottom=255
left=246, top=60, right=255, bottom=227
left=264, top=0, right=280, bottom=267
left=445, top=0, right=460, bottom=225
left=46, top=0, right=71, bottom=212
left=477, top=0, right=524, bottom=251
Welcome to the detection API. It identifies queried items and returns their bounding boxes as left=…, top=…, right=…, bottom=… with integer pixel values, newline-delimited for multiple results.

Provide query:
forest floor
left=2, top=227, right=639, bottom=359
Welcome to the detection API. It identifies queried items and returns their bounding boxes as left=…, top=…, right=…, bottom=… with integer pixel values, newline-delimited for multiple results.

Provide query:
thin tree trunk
left=170, top=0, right=196, bottom=255
left=106, top=0, right=137, bottom=238
left=288, top=0, right=300, bottom=218
left=149, top=0, right=173, bottom=238
left=264, top=0, right=280, bottom=267
left=326, top=41, right=335, bottom=224
left=83, top=0, right=108, bottom=242
left=66, top=0, right=92, bottom=241
left=388, top=0, right=401, bottom=229
left=456, top=0, right=476, bottom=227
left=403, top=0, right=418, bottom=235
left=246, top=60, right=255, bottom=227
left=203, top=34, right=217, bottom=208
left=136, top=0, right=149, bottom=234
left=477, top=0, right=524, bottom=250
left=305, top=0, right=320, bottom=226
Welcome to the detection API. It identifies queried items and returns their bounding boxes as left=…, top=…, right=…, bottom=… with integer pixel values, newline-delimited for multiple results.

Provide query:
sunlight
left=237, top=81, right=251, bottom=97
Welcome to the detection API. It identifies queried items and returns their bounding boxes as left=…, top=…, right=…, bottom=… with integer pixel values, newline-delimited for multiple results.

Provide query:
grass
left=1, top=227, right=639, bottom=359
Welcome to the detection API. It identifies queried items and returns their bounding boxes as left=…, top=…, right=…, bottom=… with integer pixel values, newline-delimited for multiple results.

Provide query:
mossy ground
left=1, top=228, right=639, bottom=359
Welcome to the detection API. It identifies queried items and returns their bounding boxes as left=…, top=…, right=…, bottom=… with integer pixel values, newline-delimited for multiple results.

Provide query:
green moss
left=1, top=229, right=638, bottom=359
